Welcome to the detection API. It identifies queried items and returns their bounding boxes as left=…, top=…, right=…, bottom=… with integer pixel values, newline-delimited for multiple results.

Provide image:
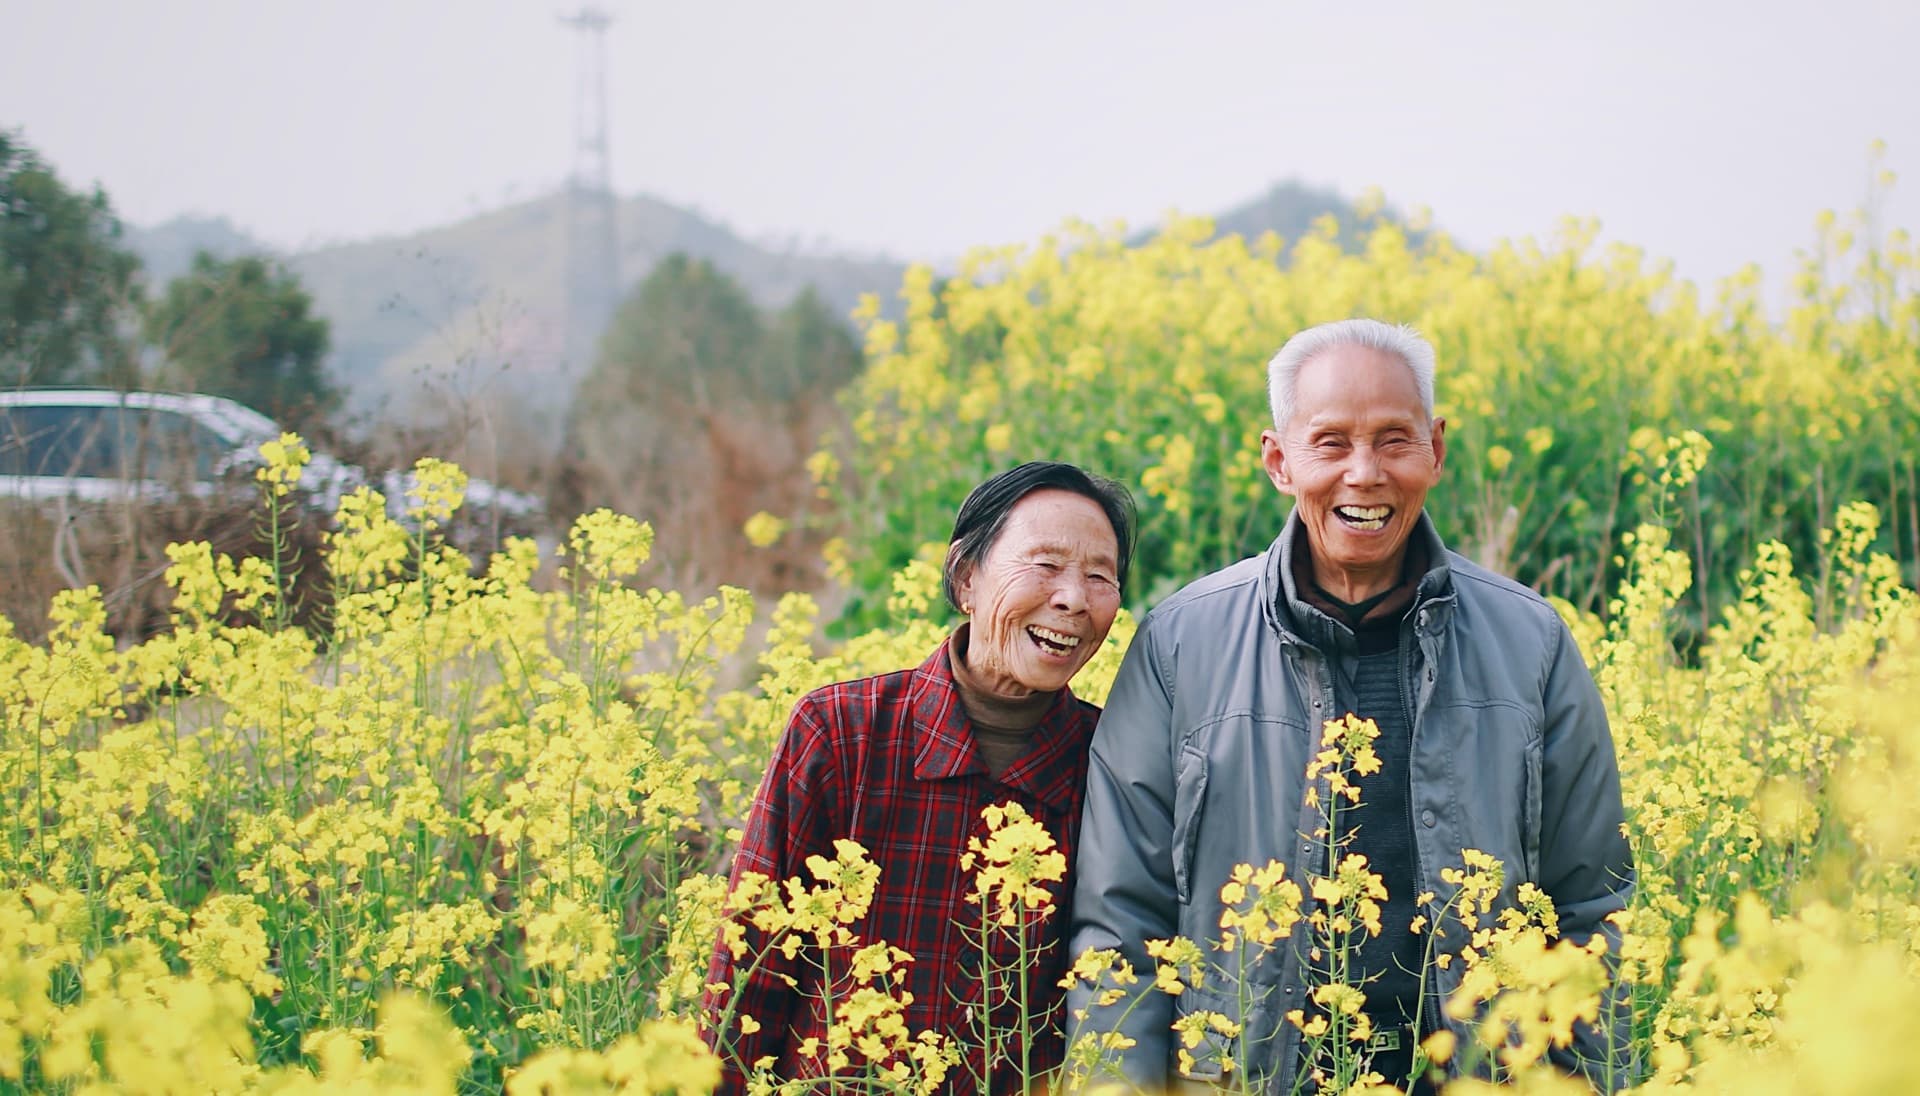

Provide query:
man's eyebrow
left=1304, top=417, right=1423, bottom=435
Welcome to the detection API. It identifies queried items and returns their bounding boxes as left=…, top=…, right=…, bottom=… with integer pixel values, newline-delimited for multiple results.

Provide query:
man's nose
left=1343, top=445, right=1385, bottom=484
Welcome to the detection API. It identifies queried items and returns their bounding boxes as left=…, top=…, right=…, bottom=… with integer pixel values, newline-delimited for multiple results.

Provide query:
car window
left=0, top=409, right=25, bottom=475
left=0, top=406, right=124, bottom=478
left=124, top=409, right=232, bottom=483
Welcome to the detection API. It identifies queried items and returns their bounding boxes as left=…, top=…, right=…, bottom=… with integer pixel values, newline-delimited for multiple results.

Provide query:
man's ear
left=1430, top=417, right=1447, bottom=479
left=1261, top=430, right=1296, bottom=496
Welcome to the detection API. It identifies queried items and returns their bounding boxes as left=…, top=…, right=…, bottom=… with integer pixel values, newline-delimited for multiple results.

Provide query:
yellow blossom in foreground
left=404, top=456, right=469, bottom=526
left=507, top=1019, right=720, bottom=1095
left=786, top=840, right=883, bottom=942
left=254, top=431, right=310, bottom=497
left=962, top=801, right=1067, bottom=923
left=1217, top=860, right=1305, bottom=950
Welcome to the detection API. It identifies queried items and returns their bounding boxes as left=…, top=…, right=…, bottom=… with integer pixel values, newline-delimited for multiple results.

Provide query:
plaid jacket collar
left=908, top=634, right=1087, bottom=814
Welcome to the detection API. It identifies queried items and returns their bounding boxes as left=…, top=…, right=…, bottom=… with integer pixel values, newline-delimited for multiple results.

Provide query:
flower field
left=821, top=168, right=1919, bottom=633
left=6, top=200, right=1920, bottom=1094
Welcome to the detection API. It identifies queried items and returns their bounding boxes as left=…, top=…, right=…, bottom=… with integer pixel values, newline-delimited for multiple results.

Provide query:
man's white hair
left=1266, top=318, right=1437, bottom=431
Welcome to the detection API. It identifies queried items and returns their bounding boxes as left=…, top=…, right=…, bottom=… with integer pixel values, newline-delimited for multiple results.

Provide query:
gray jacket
left=1067, top=513, right=1633, bottom=1093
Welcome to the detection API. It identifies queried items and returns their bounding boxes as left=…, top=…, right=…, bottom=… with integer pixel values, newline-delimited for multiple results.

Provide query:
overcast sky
left=6, top=1, right=1916, bottom=300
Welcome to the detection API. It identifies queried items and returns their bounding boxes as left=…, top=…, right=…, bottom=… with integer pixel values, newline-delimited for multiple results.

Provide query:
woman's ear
left=953, top=562, right=975, bottom=614
left=948, top=544, right=975, bottom=614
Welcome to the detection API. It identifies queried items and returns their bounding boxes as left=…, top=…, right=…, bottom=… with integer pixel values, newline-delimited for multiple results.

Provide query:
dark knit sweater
left=1283, top=529, right=1430, bottom=1034
left=1334, top=618, right=1423, bottom=1031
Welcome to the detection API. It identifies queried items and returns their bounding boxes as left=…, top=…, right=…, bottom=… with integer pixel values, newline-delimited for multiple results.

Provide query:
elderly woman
left=705, top=460, right=1137, bottom=1096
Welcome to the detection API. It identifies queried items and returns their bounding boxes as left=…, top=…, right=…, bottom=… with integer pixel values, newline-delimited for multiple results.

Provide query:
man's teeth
left=1335, top=505, right=1391, bottom=531
left=1028, top=626, right=1081, bottom=650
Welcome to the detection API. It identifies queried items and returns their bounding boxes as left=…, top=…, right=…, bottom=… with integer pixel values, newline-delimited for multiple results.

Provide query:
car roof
left=0, top=388, right=282, bottom=443
left=3, top=387, right=225, bottom=412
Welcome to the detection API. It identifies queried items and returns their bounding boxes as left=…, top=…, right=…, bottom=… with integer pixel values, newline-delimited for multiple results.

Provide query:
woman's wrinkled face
left=954, top=489, right=1122, bottom=697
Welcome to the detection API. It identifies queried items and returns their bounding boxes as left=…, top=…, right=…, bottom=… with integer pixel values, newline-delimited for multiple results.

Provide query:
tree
left=563, top=256, right=763, bottom=545
left=0, top=130, right=142, bottom=387
left=576, top=258, right=860, bottom=415
left=145, top=252, right=336, bottom=430
left=580, top=252, right=764, bottom=414
left=753, top=287, right=863, bottom=405
left=560, top=255, right=866, bottom=590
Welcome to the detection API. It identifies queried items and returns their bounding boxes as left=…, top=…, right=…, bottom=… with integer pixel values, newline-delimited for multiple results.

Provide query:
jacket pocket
left=1169, top=983, right=1237, bottom=1082
left=1169, top=978, right=1289, bottom=1084
left=1172, top=743, right=1209, bottom=905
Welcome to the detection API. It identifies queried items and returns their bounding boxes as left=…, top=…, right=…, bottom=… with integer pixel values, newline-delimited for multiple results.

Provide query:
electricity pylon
left=560, top=6, right=619, bottom=382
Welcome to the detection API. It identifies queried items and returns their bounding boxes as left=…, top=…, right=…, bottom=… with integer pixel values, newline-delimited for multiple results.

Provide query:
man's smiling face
left=1261, top=343, right=1446, bottom=603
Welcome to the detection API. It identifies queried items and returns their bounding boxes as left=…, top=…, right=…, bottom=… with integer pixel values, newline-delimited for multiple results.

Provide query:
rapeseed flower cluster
left=963, top=801, right=1069, bottom=926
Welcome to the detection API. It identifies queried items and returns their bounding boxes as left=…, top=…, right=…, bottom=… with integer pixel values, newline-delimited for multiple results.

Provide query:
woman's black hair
left=942, top=461, right=1138, bottom=613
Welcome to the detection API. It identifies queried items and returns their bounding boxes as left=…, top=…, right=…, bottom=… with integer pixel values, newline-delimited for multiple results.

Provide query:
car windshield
left=196, top=401, right=283, bottom=447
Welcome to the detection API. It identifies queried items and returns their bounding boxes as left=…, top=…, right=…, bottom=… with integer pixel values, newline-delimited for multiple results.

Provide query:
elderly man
left=1068, top=319, right=1633, bottom=1094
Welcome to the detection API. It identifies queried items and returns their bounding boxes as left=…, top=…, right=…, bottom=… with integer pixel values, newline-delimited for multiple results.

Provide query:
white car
left=0, top=388, right=541, bottom=528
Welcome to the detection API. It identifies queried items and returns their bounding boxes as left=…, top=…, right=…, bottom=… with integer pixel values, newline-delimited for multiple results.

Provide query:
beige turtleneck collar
left=948, top=624, right=1056, bottom=779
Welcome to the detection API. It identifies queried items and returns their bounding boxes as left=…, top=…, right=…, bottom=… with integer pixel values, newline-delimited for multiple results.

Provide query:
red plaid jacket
left=703, top=637, right=1100, bottom=1095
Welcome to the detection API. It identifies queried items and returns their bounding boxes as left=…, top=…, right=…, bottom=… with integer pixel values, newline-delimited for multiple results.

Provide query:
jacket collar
left=906, top=635, right=1087, bottom=813
left=1262, top=509, right=1455, bottom=650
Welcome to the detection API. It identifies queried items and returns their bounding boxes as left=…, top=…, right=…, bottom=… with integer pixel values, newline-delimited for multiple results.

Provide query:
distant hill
left=123, top=215, right=271, bottom=286
left=1133, top=179, right=1429, bottom=252
left=125, top=180, right=1424, bottom=440
left=128, top=193, right=908, bottom=427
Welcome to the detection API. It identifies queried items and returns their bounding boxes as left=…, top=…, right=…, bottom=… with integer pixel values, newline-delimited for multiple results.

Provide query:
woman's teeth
left=1027, top=625, right=1081, bottom=652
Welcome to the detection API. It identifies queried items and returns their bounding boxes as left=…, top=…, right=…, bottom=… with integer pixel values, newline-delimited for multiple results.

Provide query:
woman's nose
left=1050, top=574, right=1088, bottom=613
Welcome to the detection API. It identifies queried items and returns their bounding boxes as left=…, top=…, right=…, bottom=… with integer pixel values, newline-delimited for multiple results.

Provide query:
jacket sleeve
left=1066, top=617, right=1178, bottom=1088
left=1538, top=619, right=1636, bottom=1088
left=702, top=695, right=838, bottom=1096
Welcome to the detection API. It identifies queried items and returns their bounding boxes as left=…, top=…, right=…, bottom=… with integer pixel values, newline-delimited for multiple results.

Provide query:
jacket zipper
left=1403, top=612, right=1439, bottom=1045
